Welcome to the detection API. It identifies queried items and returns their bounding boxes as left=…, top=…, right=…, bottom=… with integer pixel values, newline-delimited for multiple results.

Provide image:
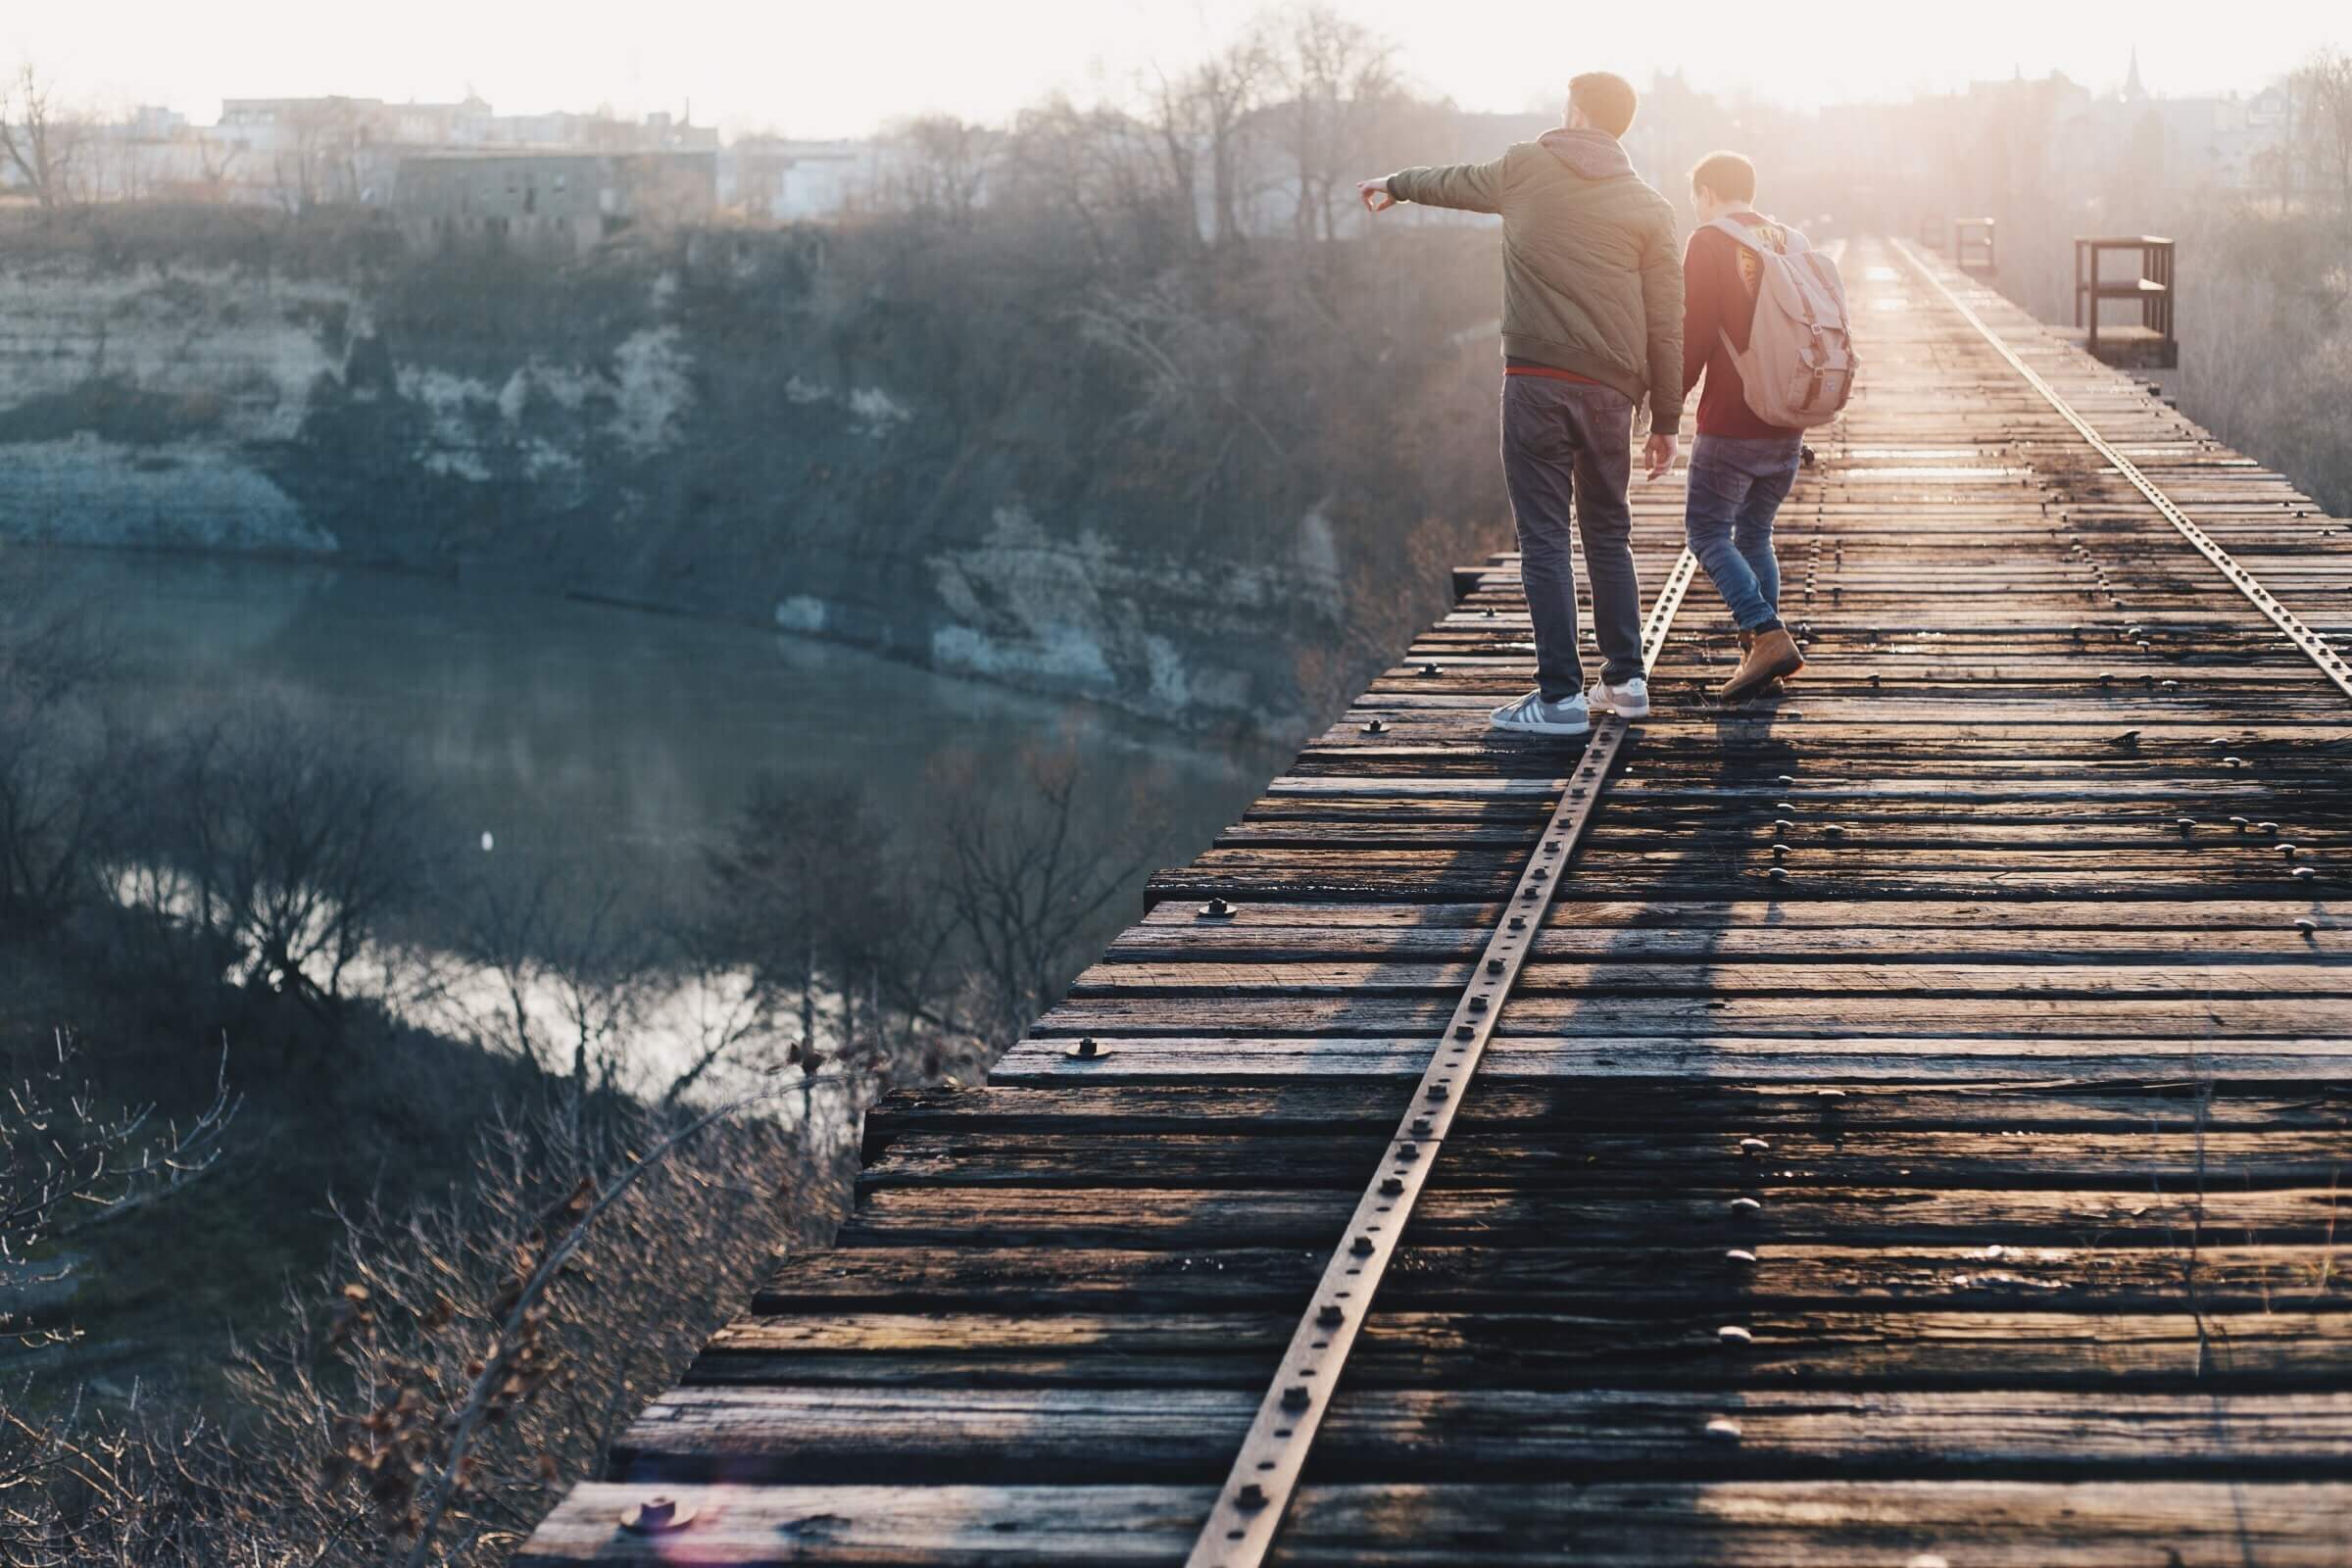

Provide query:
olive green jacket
left=1388, top=127, right=1686, bottom=434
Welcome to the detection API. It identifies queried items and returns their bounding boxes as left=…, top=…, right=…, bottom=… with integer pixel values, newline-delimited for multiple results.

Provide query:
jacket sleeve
left=1681, top=229, right=1722, bottom=399
left=1639, top=208, right=1688, bottom=436
left=1386, top=152, right=1509, bottom=215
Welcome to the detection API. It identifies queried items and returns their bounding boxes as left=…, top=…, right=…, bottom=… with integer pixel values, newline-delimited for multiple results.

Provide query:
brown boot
left=1734, top=628, right=1788, bottom=696
left=1717, top=626, right=1805, bottom=702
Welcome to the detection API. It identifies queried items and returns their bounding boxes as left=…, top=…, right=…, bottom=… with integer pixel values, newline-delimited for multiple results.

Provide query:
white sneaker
left=1489, top=689, right=1591, bottom=736
left=1588, top=674, right=1650, bottom=719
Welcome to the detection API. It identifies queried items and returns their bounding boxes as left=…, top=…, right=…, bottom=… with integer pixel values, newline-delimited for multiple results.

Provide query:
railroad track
left=522, top=238, right=2352, bottom=1565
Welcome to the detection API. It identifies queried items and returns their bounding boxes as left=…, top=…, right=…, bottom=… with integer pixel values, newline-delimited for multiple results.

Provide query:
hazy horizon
left=8, top=0, right=2343, bottom=140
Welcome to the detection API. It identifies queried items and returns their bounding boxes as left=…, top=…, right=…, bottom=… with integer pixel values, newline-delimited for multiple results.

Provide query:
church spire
left=2124, top=46, right=2146, bottom=101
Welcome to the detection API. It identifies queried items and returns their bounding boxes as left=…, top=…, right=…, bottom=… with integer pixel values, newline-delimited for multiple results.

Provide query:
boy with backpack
left=1680, top=151, right=1856, bottom=701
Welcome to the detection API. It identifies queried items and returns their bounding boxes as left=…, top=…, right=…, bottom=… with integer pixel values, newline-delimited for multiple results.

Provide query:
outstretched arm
left=1372, top=154, right=1509, bottom=215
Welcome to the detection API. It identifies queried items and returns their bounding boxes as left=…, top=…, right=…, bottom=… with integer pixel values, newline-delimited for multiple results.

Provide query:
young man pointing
left=1360, top=71, right=1684, bottom=736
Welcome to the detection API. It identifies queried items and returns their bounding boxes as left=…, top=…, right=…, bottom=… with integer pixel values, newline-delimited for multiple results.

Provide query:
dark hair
left=1567, top=73, right=1638, bottom=138
left=1690, top=150, right=1757, bottom=204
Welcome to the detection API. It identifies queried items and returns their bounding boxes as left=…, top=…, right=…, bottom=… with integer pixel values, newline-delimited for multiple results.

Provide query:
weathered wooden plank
left=866, top=1084, right=2352, bottom=1142
left=833, top=1186, right=2352, bottom=1250
left=693, top=1309, right=2352, bottom=1391
left=1107, top=923, right=2352, bottom=962
left=1064, top=960, right=2352, bottom=1000
left=990, top=1034, right=2352, bottom=1083
left=752, top=1243, right=2352, bottom=1314
left=517, top=1480, right=2352, bottom=1567
left=613, top=1386, right=2352, bottom=1483
left=1031, top=994, right=2352, bottom=1039
left=858, top=1129, right=2352, bottom=1190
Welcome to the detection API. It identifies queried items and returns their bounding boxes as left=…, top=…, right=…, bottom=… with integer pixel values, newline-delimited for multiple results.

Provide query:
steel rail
left=1891, top=237, right=2352, bottom=703
left=1183, top=546, right=1703, bottom=1568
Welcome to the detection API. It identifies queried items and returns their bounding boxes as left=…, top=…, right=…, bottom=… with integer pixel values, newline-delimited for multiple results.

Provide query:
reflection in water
left=59, top=550, right=1288, bottom=1077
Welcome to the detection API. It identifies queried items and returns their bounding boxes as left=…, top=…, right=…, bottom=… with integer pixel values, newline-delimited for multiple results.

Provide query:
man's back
left=1386, top=128, right=1684, bottom=435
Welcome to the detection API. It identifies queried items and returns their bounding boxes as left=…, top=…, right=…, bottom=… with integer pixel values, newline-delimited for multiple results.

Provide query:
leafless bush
left=0, top=1031, right=234, bottom=1565
left=1, top=1063, right=820, bottom=1568
left=214, top=1088, right=810, bottom=1568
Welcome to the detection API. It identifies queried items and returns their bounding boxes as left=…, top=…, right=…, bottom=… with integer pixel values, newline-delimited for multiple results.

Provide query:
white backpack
left=1707, top=216, right=1857, bottom=429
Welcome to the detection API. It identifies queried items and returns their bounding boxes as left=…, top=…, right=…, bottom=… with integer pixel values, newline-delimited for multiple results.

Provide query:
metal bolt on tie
left=1201, top=898, right=1235, bottom=919
left=1066, top=1037, right=1107, bottom=1061
left=1361, top=718, right=1388, bottom=734
left=1317, top=1305, right=1346, bottom=1328
left=2294, top=917, right=2320, bottom=935
left=1718, top=1325, right=1754, bottom=1345
left=1729, top=1196, right=1764, bottom=1213
left=621, top=1497, right=696, bottom=1536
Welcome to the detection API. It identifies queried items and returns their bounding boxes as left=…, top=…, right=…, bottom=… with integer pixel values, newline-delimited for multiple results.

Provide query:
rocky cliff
left=0, top=210, right=1508, bottom=734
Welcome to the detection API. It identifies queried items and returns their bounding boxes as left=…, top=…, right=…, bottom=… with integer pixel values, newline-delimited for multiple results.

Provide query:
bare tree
left=706, top=776, right=910, bottom=1073
left=0, top=63, right=88, bottom=213
left=0, top=568, right=127, bottom=933
left=2295, top=49, right=2352, bottom=219
left=271, top=96, right=376, bottom=213
left=109, top=710, right=438, bottom=1035
left=1268, top=4, right=1400, bottom=242
left=927, top=744, right=1162, bottom=1051
left=883, top=115, right=1001, bottom=224
left=1183, top=30, right=1274, bottom=248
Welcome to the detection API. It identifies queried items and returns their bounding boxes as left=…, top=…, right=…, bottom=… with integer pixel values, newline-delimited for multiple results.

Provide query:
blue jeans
left=1685, top=432, right=1803, bottom=631
left=1499, top=375, right=1643, bottom=695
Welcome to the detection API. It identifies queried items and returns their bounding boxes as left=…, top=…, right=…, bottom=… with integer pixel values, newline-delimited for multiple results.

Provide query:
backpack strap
left=1707, top=214, right=1803, bottom=256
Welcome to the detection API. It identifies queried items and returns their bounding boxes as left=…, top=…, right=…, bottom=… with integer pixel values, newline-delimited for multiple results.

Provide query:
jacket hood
left=1538, top=126, right=1634, bottom=181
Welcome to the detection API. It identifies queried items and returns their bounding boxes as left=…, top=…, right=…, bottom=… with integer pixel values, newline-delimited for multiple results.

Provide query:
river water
left=46, top=551, right=1287, bottom=1078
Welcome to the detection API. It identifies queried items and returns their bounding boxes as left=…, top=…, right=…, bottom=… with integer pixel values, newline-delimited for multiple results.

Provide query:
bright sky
left=11, top=0, right=2345, bottom=138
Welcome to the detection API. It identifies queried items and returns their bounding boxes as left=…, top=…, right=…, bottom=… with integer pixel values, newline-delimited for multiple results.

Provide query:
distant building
left=722, top=138, right=888, bottom=219
left=393, top=149, right=717, bottom=249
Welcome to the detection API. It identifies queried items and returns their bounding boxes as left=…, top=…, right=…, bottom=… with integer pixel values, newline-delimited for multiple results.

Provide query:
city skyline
left=8, top=0, right=2343, bottom=140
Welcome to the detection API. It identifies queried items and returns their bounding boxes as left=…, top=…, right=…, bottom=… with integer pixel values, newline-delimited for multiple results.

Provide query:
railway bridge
left=522, top=238, right=2352, bottom=1565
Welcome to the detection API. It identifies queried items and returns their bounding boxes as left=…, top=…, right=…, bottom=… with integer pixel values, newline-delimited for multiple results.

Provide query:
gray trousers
left=1499, top=374, right=1644, bottom=697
